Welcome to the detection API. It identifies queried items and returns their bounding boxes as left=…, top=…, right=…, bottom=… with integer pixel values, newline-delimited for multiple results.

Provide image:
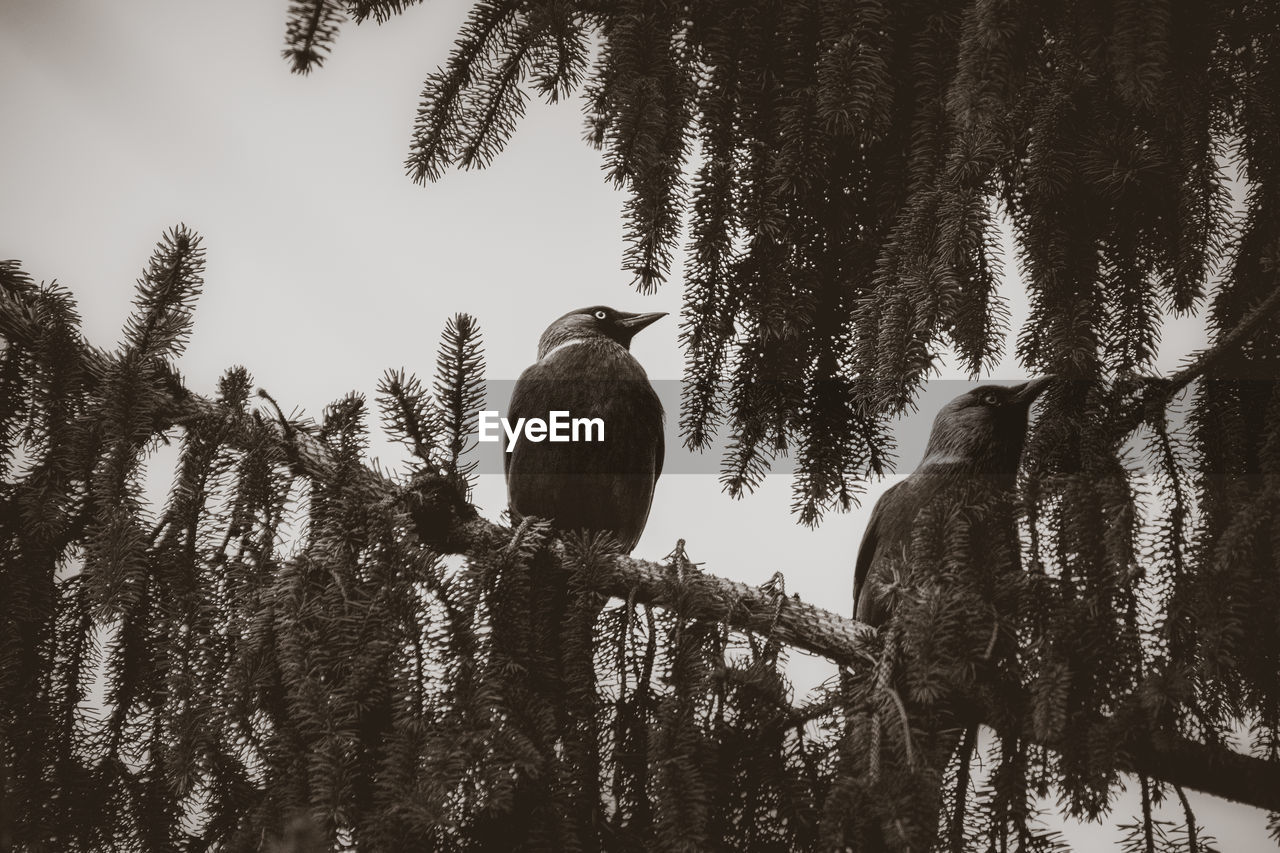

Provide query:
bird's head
left=537, top=306, right=667, bottom=358
left=921, top=377, right=1054, bottom=476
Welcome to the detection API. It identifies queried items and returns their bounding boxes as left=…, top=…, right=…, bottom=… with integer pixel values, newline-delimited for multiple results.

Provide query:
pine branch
left=344, top=0, right=423, bottom=25
left=1164, top=280, right=1280, bottom=394
left=376, top=368, right=439, bottom=463
left=283, top=0, right=346, bottom=74
left=405, top=1, right=523, bottom=184
left=124, top=225, right=204, bottom=361
left=432, top=313, right=485, bottom=474
left=1110, top=274, right=1280, bottom=433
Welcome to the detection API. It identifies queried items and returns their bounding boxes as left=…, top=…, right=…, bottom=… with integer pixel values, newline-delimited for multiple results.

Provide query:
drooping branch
left=1084, top=273, right=1280, bottom=437
left=2, top=286, right=1279, bottom=812
left=1163, top=279, right=1280, bottom=394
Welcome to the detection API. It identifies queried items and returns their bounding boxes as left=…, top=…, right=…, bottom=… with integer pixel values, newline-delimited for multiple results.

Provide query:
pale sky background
left=1, top=0, right=1269, bottom=848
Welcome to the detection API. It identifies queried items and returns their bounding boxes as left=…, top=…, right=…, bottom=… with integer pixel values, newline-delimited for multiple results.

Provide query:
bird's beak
left=1011, top=376, right=1055, bottom=407
left=616, top=311, right=668, bottom=333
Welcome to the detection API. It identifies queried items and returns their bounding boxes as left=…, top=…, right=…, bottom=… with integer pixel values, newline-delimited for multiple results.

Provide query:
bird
left=504, top=306, right=666, bottom=552
left=853, top=377, right=1053, bottom=626
left=848, top=377, right=1052, bottom=851
left=499, top=306, right=666, bottom=846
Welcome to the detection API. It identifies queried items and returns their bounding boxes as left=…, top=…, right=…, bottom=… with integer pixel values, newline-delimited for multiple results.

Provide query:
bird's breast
left=504, top=338, right=663, bottom=551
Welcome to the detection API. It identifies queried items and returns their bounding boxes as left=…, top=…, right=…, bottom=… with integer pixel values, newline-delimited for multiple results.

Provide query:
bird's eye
left=593, top=310, right=607, bottom=320
left=980, top=392, right=1000, bottom=406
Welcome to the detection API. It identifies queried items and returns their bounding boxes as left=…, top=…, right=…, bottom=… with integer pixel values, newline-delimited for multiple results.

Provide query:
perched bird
left=496, top=307, right=664, bottom=848
left=853, top=378, right=1053, bottom=626
left=848, top=378, right=1052, bottom=851
left=505, top=306, right=666, bottom=552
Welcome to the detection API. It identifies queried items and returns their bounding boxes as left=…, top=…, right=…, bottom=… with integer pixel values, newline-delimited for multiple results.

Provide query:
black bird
left=505, top=306, right=666, bottom=552
left=849, top=378, right=1052, bottom=851
left=853, top=378, right=1053, bottom=626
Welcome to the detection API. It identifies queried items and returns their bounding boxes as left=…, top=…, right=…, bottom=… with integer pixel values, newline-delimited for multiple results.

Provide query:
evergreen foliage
left=4, top=233, right=1279, bottom=848
left=274, top=3, right=1280, bottom=845
left=283, top=0, right=346, bottom=74
left=286, top=0, right=1280, bottom=529
left=0, top=245, right=850, bottom=850
left=3, top=0, right=1280, bottom=849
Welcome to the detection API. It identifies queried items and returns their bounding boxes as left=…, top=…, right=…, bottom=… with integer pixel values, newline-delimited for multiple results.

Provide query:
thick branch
left=1122, top=734, right=1280, bottom=813
left=444, top=516, right=875, bottom=666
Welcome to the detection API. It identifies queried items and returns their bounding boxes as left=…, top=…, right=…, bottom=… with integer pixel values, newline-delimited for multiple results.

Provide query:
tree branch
left=1165, top=282, right=1280, bottom=396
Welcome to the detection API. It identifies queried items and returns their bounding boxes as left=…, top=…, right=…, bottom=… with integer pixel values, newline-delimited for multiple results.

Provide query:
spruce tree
left=3, top=0, right=1280, bottom=850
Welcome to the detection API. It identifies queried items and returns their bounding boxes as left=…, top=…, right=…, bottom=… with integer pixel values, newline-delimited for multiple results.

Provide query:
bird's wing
left=502, top=363, right=542, bottom=480
left=503, top=360, right=547, bottom=484
left=654, top=415, right=665, bottom=481
left=853, top=480, right=910, bottom=622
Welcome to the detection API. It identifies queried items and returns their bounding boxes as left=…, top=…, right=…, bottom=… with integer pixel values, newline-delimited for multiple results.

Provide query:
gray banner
left=458, top=378, right=1200, bottom=476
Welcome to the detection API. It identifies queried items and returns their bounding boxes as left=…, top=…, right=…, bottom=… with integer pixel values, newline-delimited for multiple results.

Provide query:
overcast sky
left=1, top=0, right=1267, bottom=847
